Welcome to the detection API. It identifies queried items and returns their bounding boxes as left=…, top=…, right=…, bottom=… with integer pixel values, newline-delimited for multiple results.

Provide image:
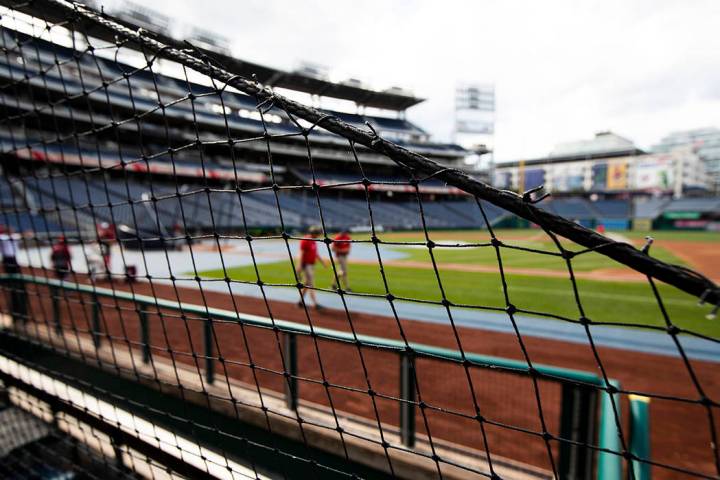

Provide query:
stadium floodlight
left=293, top=61, right=330, bottom=81
left=0, top=2, right=717, bottom=480
left=383, top=86, right=415, bottom=96
left=341, top=77, right=365, bottom=88
left=113, top=2, right=171, bottom=34
left=187, top=27, right=232, bottom=56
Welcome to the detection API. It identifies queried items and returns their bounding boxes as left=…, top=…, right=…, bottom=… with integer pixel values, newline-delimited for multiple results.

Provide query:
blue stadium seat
left=590, top=199, right=631, bottom=218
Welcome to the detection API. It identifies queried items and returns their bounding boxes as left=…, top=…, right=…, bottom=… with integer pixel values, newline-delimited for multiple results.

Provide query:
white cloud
left=107, top=0, right=720, bottom=161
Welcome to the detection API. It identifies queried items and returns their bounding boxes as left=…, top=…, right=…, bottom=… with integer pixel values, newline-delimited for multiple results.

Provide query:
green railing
left=1, top=273, right=649, bottom=479
left=630, top=395, right=652, bottom=480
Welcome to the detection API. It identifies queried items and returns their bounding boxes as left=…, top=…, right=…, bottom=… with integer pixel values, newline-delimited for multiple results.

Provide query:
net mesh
left=0, top=1, right=718, bottom=479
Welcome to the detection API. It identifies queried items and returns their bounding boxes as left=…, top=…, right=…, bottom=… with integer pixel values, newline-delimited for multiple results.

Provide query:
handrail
left=629, top=395, right=652, bottom=480
left=2, top=273, right=603, bottom=385
left=597, top=380, right=623, bottom=479
left=0, top=273, right=630, bottom=478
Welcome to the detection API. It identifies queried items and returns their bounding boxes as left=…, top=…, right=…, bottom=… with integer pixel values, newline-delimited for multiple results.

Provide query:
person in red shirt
left=296, top=225, right=326, bottom=310
left=50, top=235, right=72, bottom=280
left=331, top=229, right=352, bottom=291
left=97, top=222, right=116, bottom=280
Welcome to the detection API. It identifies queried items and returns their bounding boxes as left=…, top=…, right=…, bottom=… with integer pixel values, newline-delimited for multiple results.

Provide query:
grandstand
left=0, top=21, right=716, bottom=239
left=0, top=20, right=483, bottom=239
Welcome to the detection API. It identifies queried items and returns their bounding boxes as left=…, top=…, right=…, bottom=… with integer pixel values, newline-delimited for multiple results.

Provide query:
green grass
left=389, top=241, right=684, bottom=272
left=346, top=228, right=712, bottom=271
left=620, top=230, right=720, bottom=242
left=199, top=260, right=719, bottom=339
left=378, top=228, right=719, bottom=244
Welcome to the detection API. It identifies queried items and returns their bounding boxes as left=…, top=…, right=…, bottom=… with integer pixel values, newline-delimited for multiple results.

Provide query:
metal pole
left=597, top=381, right=623, bottom=480
left=283, top=333, right=298, bottom=411
left=51, top=284, right=61, bottom=334
left=204, top=316, right=214, bottom=384
left=139, top=306, right=150, bottom=363
left=12, top=278, right=28, bottom=325
left=558, top=383, right=597, bottom=480
left=629, top=395, right=651, bottom=480
left=91, top=294, right=101, bottom=348
left=399, top=353, right=416, bottom=448
left=112, top=436, right=125, bottom=471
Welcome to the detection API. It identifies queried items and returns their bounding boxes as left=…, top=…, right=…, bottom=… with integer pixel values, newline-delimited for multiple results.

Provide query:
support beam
left=399, top=353, right=416, bottom=448
left=558, top=383, right=597, bottom=480
left=283, top=333, right=298, bottom=411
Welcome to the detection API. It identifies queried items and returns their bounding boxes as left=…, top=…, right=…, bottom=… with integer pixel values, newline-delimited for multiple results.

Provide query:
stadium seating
left=17, top=169, right=515, bottom=233
left=0, top=176, right=65, bottom=234
left=291, top=168, right=449, bottom=189
left=589, top=199, right=631, bottom=230
left=663, top=197, right=720, bottom=213
left=0, top=177, right=16, bottom=208
left=15, top=163, right=720, bottom=235
left=590, top=199, right=631, bottom=218
left=14, top=25, right=720, bottom=235
left=633, top=197, right=670, bottom=219
left=0, top=25, right=469, bottom=237
left=544, top=198, right=595, bottom=220
left=0, top=213, right=62, bottom=234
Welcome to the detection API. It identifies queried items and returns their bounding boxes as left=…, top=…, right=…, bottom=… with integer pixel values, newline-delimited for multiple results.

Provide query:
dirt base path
left=659, top=241, right=720, bottom=281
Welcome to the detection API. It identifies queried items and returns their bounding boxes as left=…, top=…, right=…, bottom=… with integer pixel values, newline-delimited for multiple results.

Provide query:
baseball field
left=199, top=228, right=720, bottom=338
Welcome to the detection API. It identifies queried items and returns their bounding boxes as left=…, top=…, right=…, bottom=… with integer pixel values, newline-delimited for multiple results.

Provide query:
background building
left=493, top=131, right=709, bottom=198
left=653, top=127, right=720, bottom=195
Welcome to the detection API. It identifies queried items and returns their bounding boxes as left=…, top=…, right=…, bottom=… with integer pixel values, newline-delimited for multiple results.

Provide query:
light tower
left=454, top=83, right=495, bottom=170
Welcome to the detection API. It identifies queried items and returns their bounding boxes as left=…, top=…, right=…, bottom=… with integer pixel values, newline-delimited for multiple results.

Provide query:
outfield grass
left=378, top=228, right=719, bottom=244
left=200, top=260, right=719, bottom=339
left=389, top=241, right=684, bottom=272
left=620, top=230, right=720, bottom=242
left=356, top=229, right=688, bottom=271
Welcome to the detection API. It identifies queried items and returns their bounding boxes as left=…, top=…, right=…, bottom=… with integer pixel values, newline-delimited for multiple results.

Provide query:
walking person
left=0, top=225, right=19, bottom=275
left=331, top=228, right=352, bottom=291
left=1, top=225, right=25, bottom=322
left=50, top=235, right=72, bottom=280
left=98, top=222, right=115, bottom=281
left=296, top=225, right=327, bottom=310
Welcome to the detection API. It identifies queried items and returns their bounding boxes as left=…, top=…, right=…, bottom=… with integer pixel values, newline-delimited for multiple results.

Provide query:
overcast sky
left=104, top=0, right=720, bottom=162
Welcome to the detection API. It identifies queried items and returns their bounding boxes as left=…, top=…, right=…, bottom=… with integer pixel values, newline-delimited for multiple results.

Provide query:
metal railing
left=0, top=273, right=650, bottom=479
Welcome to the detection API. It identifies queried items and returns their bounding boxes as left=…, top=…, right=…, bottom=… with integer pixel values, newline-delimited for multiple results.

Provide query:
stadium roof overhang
left=6, top=0, right=424, bottom=112
left=497, top=148, right=647, bottom=168
left=232, top=68, right=425, bottom=111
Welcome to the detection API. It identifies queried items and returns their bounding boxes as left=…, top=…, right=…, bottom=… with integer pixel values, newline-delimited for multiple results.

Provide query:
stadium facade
left=652, top=127, right=720, bottom=195
left=493, top=131, right=710, bottom=197
left=491, top=132, right=719, bottom=231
